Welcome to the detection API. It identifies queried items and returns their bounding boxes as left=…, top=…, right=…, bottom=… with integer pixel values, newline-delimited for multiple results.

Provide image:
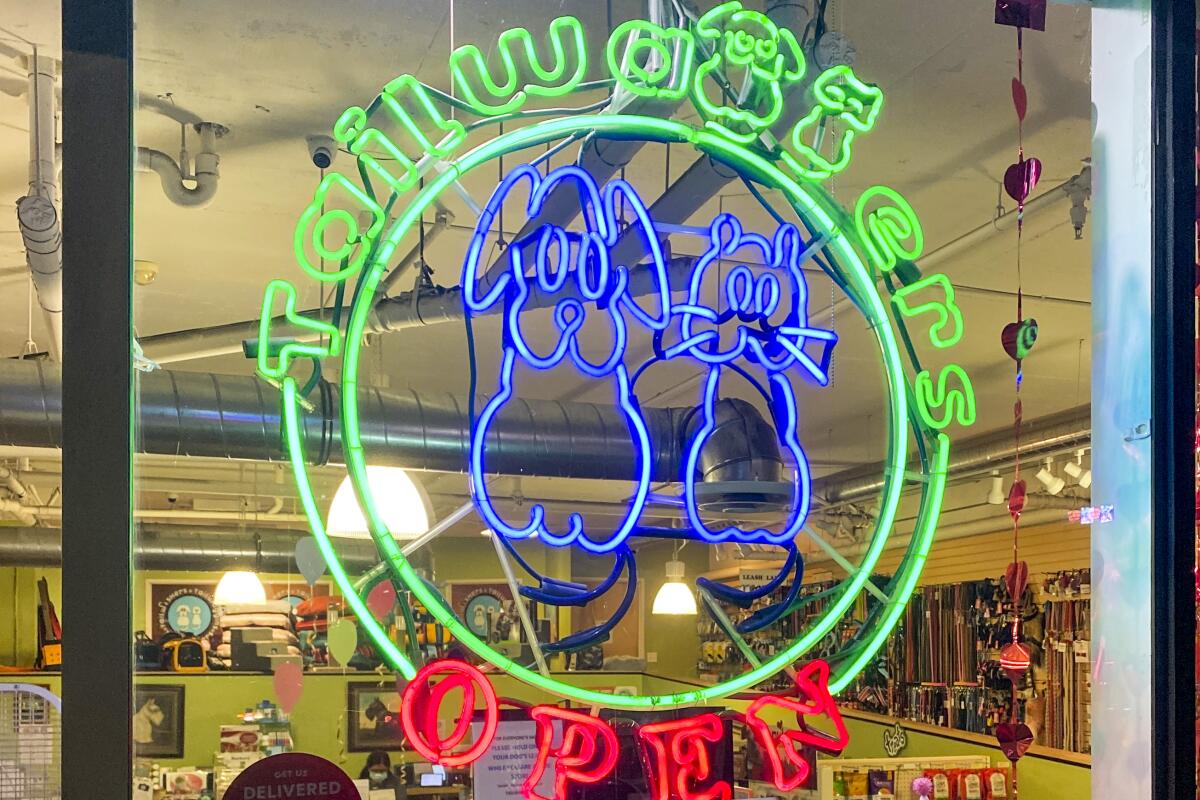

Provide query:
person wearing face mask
left=359, top=751, right=405, bottom=800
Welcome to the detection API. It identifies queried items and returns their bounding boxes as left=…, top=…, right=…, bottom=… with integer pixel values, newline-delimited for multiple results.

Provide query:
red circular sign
left=225, top=753, right=359, bottom=800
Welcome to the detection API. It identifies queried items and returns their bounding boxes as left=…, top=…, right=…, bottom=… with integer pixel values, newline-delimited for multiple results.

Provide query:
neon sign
left=637, top=714, right=732, bottom=800
left=524, top=706, right=621, bottom=800
left=399, top=659, right=499, bottom=768
left=261, top=4, right=975, bottom=710
left=740, top=661, right=850, bottom=791
left=393, top=659, right=842, bottom=800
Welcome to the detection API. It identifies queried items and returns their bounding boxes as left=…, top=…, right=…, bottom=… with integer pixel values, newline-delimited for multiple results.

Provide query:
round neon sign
left=260, top=2, right=973, bottom=710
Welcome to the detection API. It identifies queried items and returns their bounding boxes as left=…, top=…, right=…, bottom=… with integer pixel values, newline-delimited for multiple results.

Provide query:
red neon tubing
left=523, top=706, right=619, bottom=800
left=637, top=713, right=731, bottom=800
left=399, top=659, right=499, bottom=768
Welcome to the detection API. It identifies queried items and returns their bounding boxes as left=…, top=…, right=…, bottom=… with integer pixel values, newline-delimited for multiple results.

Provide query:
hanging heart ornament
left=1003, top=560, right=1029, bottom=603
left=1001, top=319, right=1038, bottom=360
left=1003, top=157, right=1042, bottom=203
left=1007, top=479, right=1027, bottom=519
left=1011, top=78, right=1028, bottom=122
left=995, top=721, right=1034, bottom=763
left=999, top=641, right=1032, bottom=683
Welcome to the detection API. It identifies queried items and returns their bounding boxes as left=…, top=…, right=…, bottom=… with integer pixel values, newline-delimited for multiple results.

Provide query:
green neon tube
left=318, top=115, right=917, bottom=708
left=830, top=434, right=949, bottom=693
left=280, top=376, right=416, bottom=680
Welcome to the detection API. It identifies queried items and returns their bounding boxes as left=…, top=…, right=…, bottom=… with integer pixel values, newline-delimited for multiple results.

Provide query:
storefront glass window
left=114, top=3, right=1173, bottom=800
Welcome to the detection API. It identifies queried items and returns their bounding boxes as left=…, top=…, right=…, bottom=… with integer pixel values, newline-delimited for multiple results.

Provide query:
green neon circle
left=291, top=112, right=941, bottom=709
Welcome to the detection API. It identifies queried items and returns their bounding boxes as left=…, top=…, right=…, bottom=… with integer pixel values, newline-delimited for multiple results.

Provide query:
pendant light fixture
left=215, top=532, right=266, bottom=606
left=326, top=466, right=432, bottom=540
left=652, top=542, right=696, bottom=616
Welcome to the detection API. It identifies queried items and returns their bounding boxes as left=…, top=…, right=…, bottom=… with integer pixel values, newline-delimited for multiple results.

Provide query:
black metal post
left=1151, top=0, right=1196, bottom=797
left=61, top=1, right=134, bottom=798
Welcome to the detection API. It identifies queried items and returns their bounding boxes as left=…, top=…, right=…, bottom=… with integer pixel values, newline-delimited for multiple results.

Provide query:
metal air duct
left=0, top=359, right=782, bottom=489
left=0, top=525, right=381, bottom=570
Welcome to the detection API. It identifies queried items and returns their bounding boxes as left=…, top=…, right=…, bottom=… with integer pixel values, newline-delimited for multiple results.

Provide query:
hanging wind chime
left=993, top=1, right=1046, bottom=795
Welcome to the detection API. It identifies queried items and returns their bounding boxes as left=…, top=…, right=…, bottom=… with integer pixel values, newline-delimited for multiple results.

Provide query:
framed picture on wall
left=133, top=684, right=184, bottom=758
left=347, top=683, right=405, bottom=753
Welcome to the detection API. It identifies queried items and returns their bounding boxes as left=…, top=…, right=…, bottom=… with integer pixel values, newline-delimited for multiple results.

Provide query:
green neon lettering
left=691, top=1, right=804, bottom=144
left=333, top=77, right=466, bottom=197
left=256, top=280, right=341, bottom=380
left=853, top=185, right=923, bottom=273
left=606, top=20, right=695, bottom=100
left=780, top=65, right=883, bottom=181
left=449, top=16, right=587, bottom=116
left=294, top=172, right=385, bottom=283
left=915, top=365, right=977, bottom=429
left=891, top=273, right=963, bottom=349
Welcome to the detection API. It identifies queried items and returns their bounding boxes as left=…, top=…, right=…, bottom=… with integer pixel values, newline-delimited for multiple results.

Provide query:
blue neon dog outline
left=462, top=164, right=669, bottom=553
left=463, top=165, right=837, bottom=552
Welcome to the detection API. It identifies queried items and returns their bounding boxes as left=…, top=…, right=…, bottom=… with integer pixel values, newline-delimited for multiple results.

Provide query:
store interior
left=0, top=1, right=1109, bottom=799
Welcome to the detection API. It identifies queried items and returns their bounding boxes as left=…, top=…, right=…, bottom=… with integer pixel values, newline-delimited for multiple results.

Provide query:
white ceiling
left=0, top=0, right=1095, bottom=545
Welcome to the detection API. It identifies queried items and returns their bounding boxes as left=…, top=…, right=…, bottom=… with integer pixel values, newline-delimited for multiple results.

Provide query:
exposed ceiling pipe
left=135, top=122, right=225, bottom=208
left=0, top=465, right=29, bottom=501
left=814, top=404, right=1090, bottom=505
left=16, top=50, right=62, bottom=361
left=825, top=166, right=1092, bottom=317
left=24, top=505, right=307, bottom=525
left=0, top=525, right=382, bottom=571
left=0, top=498, right=36, bottom=527
left=137, top=253, right=701, bottom=362
left=0, top=359, right=784, bottom=489
left=377, top=205, right=454, bottom=296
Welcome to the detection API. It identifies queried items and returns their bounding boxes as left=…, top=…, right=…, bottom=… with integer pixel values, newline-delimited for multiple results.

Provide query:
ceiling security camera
left=306, top=135, right=336, bottom=169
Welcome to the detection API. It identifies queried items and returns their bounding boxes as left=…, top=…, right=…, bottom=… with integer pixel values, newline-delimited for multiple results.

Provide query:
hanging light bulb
left=214, top=570, right=266, bottom=606
left=215, top=531, right=266, bottom=606
left=652, top=559, right=697, bottom=615
left=986, top=471, right=1006, bottom=505
left=1034, top=457, right=1066, bottom=496
left=326, top=466, right=432, bottom=540
left=1063, top=449, right=1092, bottom=489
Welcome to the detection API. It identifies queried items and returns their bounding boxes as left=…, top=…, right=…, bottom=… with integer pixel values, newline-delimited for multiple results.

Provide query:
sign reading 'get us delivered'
left=225, top=753, right=360, bottom=800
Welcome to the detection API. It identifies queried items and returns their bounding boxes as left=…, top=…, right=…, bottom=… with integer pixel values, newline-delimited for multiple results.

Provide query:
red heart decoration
left=999, top=641, right=1032, bottom=683
left=1003, top=157, right=1042, bottom=203
left=1012, top=78, right=1028, bottom=121
left=1004, top=560, right=1029, bottom=603
left=1007, top=479, right=1026, bottom=519
left=995, top=722, right=1034, bottom=763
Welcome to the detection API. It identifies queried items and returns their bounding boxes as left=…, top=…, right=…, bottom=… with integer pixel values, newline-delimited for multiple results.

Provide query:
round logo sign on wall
left=159, top=589, right=214, bottom=638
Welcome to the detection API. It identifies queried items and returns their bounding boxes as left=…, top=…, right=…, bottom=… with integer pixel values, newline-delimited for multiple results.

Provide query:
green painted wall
left=0, top=566, right=60, bottom=668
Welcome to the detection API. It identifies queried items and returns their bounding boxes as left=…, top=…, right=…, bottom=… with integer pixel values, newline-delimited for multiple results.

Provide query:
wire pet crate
left=0, top=684, right=62, bottom=800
